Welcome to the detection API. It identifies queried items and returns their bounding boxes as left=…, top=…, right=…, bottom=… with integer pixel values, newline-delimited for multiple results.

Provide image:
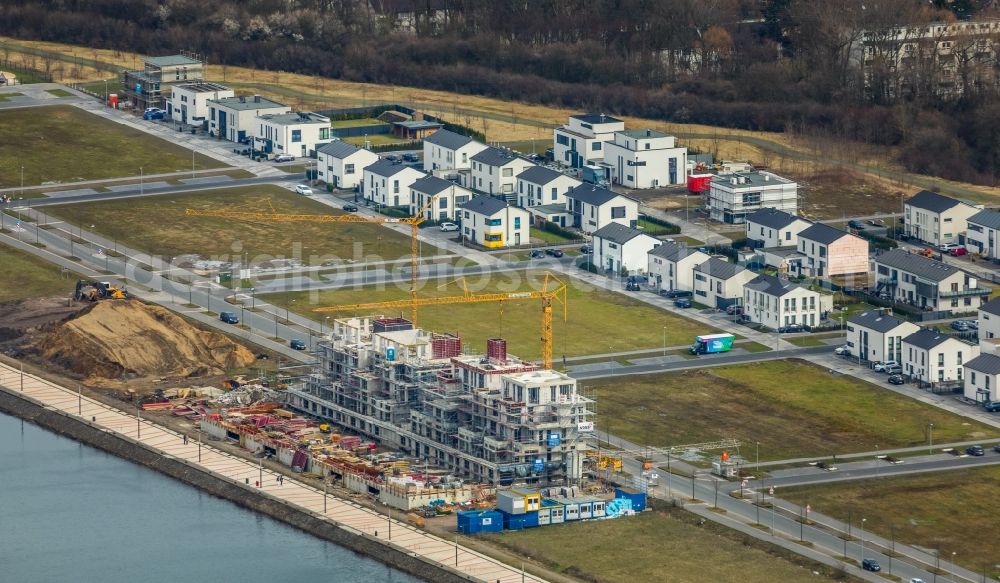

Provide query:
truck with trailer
left=689, top=333, right=735, bottom=355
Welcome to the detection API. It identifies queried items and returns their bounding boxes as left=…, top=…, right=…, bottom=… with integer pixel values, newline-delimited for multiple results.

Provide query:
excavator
left=75, top=280, right=128, bottom=301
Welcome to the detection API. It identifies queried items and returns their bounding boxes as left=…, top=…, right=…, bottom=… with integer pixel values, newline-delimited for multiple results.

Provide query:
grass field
left=45, top=185, right=429, bottom=265
left=783, top=466, right=1000, bottom=579
left=0, top=105, right=226, bottom=188
left=584, top=359, right=997, bottom=459
left=265, top=270, right=715, bottom=360
left=485, top=503, right=855, bottom=583
left=0, top=242, right=74, bottom=302
left=0, top=92, right=24, bottom=102
left=529, top=227, right=577, bottom=245
left=329, top=117, right=384, bottom=128
left=343, top=134, right=409, bottom=146
left=45, top=88, right=73, bottom=97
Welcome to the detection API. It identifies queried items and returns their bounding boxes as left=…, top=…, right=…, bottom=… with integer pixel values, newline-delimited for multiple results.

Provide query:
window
left=485, top=234, right=502, bottom=242
left=611, top=206, right=626, bottom=219
left=502, top=168, right=513, bottom=177
left=345, top=163, right=355, bottom=175
left=514, top=217, right=521, bottom=229
left=608, top=242, right=618, bottom=249
left=556, top=135, right=569, bottom=146
left=461, top=153, right=467, bottom=163
left=551, top=187, right=558, bottom=201
left=742, top=192, right=761, bottom=205
left=592, top=142, right=602, bottom=151
left=291, top=130, right=302, bottom=143
left=957, top=351, right=963, bottom=365
left=439, top=198, right=447, bottom=209
left=393, top=180, right=399, bottom=194
left=487, top=218, right=502, bottom=226
left=938, top=353, right=945, bottom=366
left=319, top=128, right=330, bottom=140
left=180, top=95, right=188, bottom=103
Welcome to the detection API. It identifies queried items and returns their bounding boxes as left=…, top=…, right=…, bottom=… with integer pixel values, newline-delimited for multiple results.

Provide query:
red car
left=949, top=247, right=968, bottom=256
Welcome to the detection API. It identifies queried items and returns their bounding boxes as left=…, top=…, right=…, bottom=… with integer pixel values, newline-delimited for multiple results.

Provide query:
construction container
left=614, top=488, right=647, bottom=512
left=687, top=173, right=713, bottom=193
left=456, top=510, right=503, bottom=535
left=486, top=338, right=507, bottom=362
left=591, top=499, right=607, bottom=518
left=497, top=487, right=541, bottom=515
left=431, top=333, right=462, bottom=359
left=502, top=509, right=539, bottom=531
left=373, top=317, right=413, bottom=333
left=577, top=498, right=594, bottom=519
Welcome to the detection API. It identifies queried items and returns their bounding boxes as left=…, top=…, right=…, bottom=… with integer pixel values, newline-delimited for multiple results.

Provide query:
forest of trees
left=0, top=0, right=998, bottom=184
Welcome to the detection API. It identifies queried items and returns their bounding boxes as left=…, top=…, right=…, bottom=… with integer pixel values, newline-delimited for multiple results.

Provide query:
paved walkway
left=0, top=361, right=546, bottom=583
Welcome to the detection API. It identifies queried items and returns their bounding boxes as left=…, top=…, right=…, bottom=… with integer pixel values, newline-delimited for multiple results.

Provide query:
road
left=571, top=345, right=830, bottom=379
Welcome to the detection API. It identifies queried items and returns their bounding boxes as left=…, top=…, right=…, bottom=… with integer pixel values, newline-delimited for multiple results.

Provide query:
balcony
left=939, top=287, right=991, bottom=299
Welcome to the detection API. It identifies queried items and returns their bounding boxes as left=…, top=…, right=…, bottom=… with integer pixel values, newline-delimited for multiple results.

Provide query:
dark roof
left=517, top=166, right=568, bottom=185
left=693, top=257, right=745, bottom=280
left=471, top=146, right=529, bottom=167
left=980, top=297, right=1000, bottom=317
left=317, top=141, right=363, bottom=158
left=905, top=190, right=966, bottom=213
left=798, top=223, right=853, bottom=245
left=848, top=310, right=911, bottom=333
left=364, top=158, right=419, bottom=178
left=969, top=209, right=1000, bottom=231
left=461, top=195, right=508, bottom=216
left=903, top=328, right=958, bottom=350
left=745, top=274, right=804, bottom=297
left=649, top=241, right=708, bottom=263
left=876, top=249, right=960, bottom=282
left=593, top=223, right=645, bottom=245
left=566, top=184, right=633, bottom=206
left=411, top=175, right=459, bottom=196
left=964, top=354, right=1000, bottom=375
left=571, top=113, right=622, bottom=125
left=745, top=208, right=805, bottom=230
left=423, top=129, right=474, bottom=150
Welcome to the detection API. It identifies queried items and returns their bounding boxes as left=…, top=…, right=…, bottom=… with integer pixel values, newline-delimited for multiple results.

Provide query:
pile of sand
left=29, top=300, right=256, bottom=383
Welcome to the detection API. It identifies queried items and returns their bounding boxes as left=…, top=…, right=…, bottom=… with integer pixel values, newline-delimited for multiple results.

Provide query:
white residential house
left=744, top=208, right=811, bottom=249
left=553, top=113, right=625, bottom=169
left=647, top=242, right=710, bottom=292
left=874, top=249, right=991, bottom=315
left=362, top=159, right=426, bottom=207
left=963, top=353, right=1000, bottom=404
left=845, top=310, right=920, bottom=364
left=459, top=196, right=529, bottom=249
left=692, top=258, right=756, bottom=309
left=423, top=129, right=487, bottom=171
left=317, top=141, right=379, bottom=190
left=602, top=128, right=687, bottom=189
left=208, top=95, right=289, bottom=143
left=965, top=208, right=1000, bottom=260
left=591, top=223, right=660, bottom=275
left=901, top=328, right=978, bottom=385
left=255, top=112, right=333, bottom=158
left=564, top=185, right=638, bottom=234
left=795, top=223, right=870, bottom=279
left=409, top=175, right=472, bottom=222
left=977, top=298, right=1000, bottom=355
left=166, top=81, right=233, bottom=126
left=707, top=171, right=798, bottom=224
left=743, top=275, right=833, bottom=330
left=903, top=190, right=979, bottom=248
left=515, top=166, right=581, bottom=209
left=470, top=147, right=536, bottom=202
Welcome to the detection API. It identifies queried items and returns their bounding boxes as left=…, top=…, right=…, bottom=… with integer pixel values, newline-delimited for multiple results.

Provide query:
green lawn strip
left=529, top=227, right=576, bottom=244
left=329, top=118, right=385, bottom=128
left=0, top=242, right=77, bottom=302
left=45, top=88, right=74, bottom=97
left=45, top=185, right=435, bottom=266
left=343, top=134, right=408, bottom=146
left=584, top=359, right=997, bottom=460
left=782, top=467, right=1000, bottom=580
left=265, top=270, right=717, bottom=360
left=0, top=105, right=226, bottom=188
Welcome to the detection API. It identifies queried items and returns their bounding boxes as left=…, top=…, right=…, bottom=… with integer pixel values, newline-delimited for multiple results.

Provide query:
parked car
left=778, top=324, right=805, bottom=333
left=625, top=281, right=640, bottom=291
left=873, top=360, right=899, bottom=373
left=994, top=444, right=1000, bottom=453
left=725, top=305, right=743, bottom=316
left=966, top=444, right=986, bottom=456
left=660, top=289, right=692, bottom=299
left=343, top=204, right=358, bottom=212
left=440, top=222, right=459, bottom=232
left=289, top=339, right=307, bottom=351
left=885, top=364, right=903, bottom=375
left=887, top=374, right=905, bottom=385
left=143, top=108, right=165, bottom=120
left=402, top=153, right=419, bottom=162
left=383, top=154, right=401, bottom=163
left=949, top=246, right=968, bottom=257
left=909, top=578, right=925, bottom=583
left=219, top=311, right=239, bottom=325
left=273, top=154, right=295, bottom=162
left=951, top=320, right=970, bottom=332
left=545, top=248, right=564, bottom=258
left=848, top=219, right=865, bottom=230
left=834, top=345, right=850, bottom=356
left=294, top=184, right=313, bottom=195
left=579, top=244, right=593, bottom=254
left=969, top=319, right=979, bottom=330
left=530, top=250, right=545, bottom=258
left=861, top=558, right=881, bottom=572
left=674, top=298, right=692, bottom=308
left=985, top=401, right=1000, bottom=413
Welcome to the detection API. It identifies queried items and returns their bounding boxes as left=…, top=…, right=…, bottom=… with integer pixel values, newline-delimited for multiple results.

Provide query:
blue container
left=457, top=510, right=503, bottom=535
left=501, top=509, right=540, bottom=530
left=614, top=488, right=647, bottom=512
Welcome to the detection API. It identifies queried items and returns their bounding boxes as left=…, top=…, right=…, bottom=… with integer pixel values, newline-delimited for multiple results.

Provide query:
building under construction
left=285, top=316, right=593, bottom=485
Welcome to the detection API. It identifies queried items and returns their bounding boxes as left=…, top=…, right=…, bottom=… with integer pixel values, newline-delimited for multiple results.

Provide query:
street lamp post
left=860, top=518, right=866, bottom=561
left=609, top=346, right=614, bottom=376
left=951, top=552, right=956, bottom=583
left=928, top=422, right=935, bottom=454
left=250, top=287, right=256, bottom=310
left=139, top=166, right=143, bottom=195
left=662, top=326, right=667, bottom=356
left=20, top=165, right=24, bottom=198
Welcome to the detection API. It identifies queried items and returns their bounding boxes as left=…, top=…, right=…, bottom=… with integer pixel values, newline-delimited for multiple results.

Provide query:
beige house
left=903, top=190, right=979, bottom=248
left=794, top=223, right=869, bottom=279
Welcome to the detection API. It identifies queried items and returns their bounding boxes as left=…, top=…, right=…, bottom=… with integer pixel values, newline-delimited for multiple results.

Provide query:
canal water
left=0, top=412, right=421, bottom=583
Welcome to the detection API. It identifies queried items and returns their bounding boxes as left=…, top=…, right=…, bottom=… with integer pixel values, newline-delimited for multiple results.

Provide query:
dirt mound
left=28, top=300, right=256, bottom=383
left=0, top=297, right=82, bottom=341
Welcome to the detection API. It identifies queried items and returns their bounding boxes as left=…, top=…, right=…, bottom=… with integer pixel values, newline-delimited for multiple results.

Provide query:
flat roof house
left=362, top=159, right=426, bottom=207
left=591, top=223, right=660, bottom=275
left=602, top=128, right=687, bottom=189
left=317, top=141, right=379, bottom=190
left=208, top=95, right=290, bottom=143
left=410, top=175, right=472, bottom=222
left=460, top=196, right=529, bottom=249
left=470, top=147, right=537, bottom=203
left=166, top=81, right=233, bottom=127
left=423, top=129, right=487, bottom=172
left=121, top=54, right=204, bottom=112
left=564, top=184, right=638, bottom=234
left=516, top=166, right=581, bottom=209
left=693, top=257, right=756, bottom=309
left=845, top=310, right=920, bottom=364
left=743, top=274, right=833, bottom=330
left=707, top=171, right=797, bottom=224
left=902, top=328, right=978, bottom=386
left=903, top=190, right=979, bottom=248
left=795, top=223, right=869, bottom=279
left=965, top=208, right=1000, bottom=260
left=255, top=111, right=333, bottom=158
left=647, top=242, right=710, bottom=293
left=874, top=248, right=990, bottom=315
left=553, top=113, right=624, bottom=169
left=744, top=208, right=811, bottom=249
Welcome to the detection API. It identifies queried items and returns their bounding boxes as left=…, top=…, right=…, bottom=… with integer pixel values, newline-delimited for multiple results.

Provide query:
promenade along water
left=0, top=412, right=420, bottom=583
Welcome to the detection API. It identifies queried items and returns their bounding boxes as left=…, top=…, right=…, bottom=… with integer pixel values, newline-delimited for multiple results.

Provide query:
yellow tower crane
left=312, top=273, right=568, bottom=369
left=184, top=195, right=440, bottom=323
